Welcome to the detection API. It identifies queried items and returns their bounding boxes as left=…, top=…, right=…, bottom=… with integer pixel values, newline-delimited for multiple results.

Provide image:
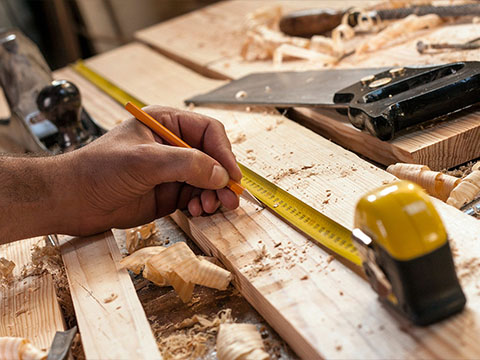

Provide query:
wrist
left=0, top=154, right=75, bottom=242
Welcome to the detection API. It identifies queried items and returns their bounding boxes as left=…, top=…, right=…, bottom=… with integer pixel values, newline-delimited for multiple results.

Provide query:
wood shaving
left=235, top=90, right=248, bottom=100
left=0, top=257, right=15, bottom=284
left=447, top=171, right=480, bottom=208
left=230, top=132, right=247, bottom=145
left=155, top=309, right=233, bottom=360
left=356, top=14, right=442, bottom=54
left=103, top=293, right=118, bottom=303
left=216, top=323, right=269, bottom=360
left=387, top=163, right=460, bottom=201
left=273, top=44, right=338, bottom=65
left=123, top=242, right=232, bottom=303
left=21, top=240, right=76, bottom=328
left=0, top=337, right=47, bottom=360
left=120, top=246, right=166, bottom=274
left=125, top=222, right=157, bottom=254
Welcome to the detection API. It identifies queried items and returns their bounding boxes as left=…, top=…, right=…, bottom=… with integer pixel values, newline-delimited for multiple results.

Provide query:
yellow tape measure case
left=352, top=181, right=466, bottom=325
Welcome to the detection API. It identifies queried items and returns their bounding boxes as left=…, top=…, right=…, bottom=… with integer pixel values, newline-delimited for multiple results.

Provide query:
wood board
left=84, top=42, right=480, bottom=359
left=0, top=237, right=65, bottom=350
left=58, top=231, right=161, bottom=359
left=135, top=0, right=480, bottom=170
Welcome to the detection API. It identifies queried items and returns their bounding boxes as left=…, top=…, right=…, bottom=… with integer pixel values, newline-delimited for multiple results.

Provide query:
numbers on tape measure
left=240, top=164, right=362, bottom=266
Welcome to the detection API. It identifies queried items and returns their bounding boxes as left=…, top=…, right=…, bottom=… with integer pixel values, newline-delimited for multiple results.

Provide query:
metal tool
left=186, top=62, right=480, bottom=140
left=47, top=326, right=78, bottom=360
left=461, top=196, right=480, bottom=217
left=0, top=29, right=104, bottom=154
left=280, top=3, right=480, bottom=37
left=352, top=181, right=466, bottom=325
left=74, top=62, right=467, bottom=325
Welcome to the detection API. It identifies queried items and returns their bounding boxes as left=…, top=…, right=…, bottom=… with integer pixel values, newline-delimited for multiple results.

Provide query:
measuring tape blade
left=72, top=62, right=362, bottom=267
left=72, top=60, right=146, bottom=109
left=239, top=164, right=361, bottom=265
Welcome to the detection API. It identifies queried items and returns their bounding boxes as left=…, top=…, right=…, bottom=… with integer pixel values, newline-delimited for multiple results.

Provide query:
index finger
left=143, top=105, right=242, bottom=182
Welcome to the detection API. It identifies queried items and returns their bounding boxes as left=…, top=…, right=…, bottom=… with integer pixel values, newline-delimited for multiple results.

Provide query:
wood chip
left=216, top=323, right=269, bottom=360
left=0, top=337, right=47, bottom=360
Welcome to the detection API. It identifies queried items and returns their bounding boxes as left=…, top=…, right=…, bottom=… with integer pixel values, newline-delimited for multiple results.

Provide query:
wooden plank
left=135, top=0, right=352, bottom=79
left=0, top=237, right=65, bottom=350
left=58, top=231, right=161, bottom=359
left=135, top=0, right=480, bottom=170
left=85, top=42, right=480, bottom=359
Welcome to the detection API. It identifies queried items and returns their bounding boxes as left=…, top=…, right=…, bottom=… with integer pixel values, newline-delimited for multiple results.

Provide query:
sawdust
left=442, top=160, right=479, bottom=178
left=457, top=257, right=480, bottom=284
left=0, top=257, right=15, bottom=285
left=153, top=308, right=234, bottom=360
left=20, top=239, right=76, bottom=329
left=103, top=293, right=118, bottom=303
left=273, top=164, right=318, bottom=182
left=125, top=222, right=158, bottom=254
left=230, top=132, right=247, bottom=145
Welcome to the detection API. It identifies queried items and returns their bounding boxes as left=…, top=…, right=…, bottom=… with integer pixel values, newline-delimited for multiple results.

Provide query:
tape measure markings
left=72, top=61, right=362, bottom=267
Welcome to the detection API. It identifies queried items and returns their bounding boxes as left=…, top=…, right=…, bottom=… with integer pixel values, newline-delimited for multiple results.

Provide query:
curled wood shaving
left=216, top=323, right=269, bottom=360
left=447, top=171, right=480, bottom=208
left=0, top=337, right=47, bottom=360
left=356, top=14, right=442, bottom=54
left=125, top=222, right=157, bottom=254
left=123, top=242, right=232, bottom=302
left=387, top=163, right=460, bottom=201
left=119, top=246, right=166, bottom=274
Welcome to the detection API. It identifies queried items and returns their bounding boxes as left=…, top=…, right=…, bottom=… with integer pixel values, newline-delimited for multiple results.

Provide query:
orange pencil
left=125, top=102, right=262, bottom=207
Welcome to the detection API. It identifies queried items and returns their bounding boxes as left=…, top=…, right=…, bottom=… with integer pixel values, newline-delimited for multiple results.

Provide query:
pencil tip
left=241, top=190, right=264, bottom=208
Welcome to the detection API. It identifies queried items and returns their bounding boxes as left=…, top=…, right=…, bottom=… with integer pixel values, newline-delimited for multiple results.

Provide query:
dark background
left=0, top=0, right=219, bottom=70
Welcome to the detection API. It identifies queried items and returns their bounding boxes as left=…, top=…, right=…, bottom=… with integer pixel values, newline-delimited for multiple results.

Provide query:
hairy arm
left=0, top=106, right=241, bottom=245
left=0, top=155, right=72, bottom=243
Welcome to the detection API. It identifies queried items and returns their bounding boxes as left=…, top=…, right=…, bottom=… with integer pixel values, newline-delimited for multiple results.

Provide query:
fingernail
left=211, top=165, right=229, bottom=188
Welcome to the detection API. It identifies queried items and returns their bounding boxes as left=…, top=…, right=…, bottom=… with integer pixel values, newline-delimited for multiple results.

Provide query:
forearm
left=0, top=155, right=70, bottom=244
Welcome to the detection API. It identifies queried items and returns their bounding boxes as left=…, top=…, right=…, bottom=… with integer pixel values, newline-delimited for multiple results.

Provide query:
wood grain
left=135, top=0, right=480, bottom=170
left=0, top=238, right=65, bottom=350
left=85, top=42, right=480, bottom=359
left=58, top=231, right=161, bottom=359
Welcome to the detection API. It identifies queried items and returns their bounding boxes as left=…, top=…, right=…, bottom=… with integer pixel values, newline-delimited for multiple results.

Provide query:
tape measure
left=71, top=60, right=362, bottom=266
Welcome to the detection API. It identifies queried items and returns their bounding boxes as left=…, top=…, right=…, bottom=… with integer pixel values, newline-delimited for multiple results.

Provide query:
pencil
left=125, top=102, right=262, bottom=207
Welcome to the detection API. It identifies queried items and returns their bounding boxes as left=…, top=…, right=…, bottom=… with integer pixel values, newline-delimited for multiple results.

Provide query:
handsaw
left=186, top=61, right=480, bottom=140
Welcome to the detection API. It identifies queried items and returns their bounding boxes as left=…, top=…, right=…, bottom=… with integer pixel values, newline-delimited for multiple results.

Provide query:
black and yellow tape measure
left=72, top=60, right=361, bottom=266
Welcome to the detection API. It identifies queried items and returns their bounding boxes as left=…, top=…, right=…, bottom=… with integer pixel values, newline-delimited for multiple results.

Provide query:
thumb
left=144, top=144, right=230, bottom=190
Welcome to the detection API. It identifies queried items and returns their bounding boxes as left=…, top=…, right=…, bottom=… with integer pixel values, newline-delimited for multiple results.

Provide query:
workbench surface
left=2, top=1, right=480, bottom=359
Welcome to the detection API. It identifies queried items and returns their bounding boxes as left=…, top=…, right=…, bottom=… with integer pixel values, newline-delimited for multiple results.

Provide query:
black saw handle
left=333, top=62, right=480, bottom=141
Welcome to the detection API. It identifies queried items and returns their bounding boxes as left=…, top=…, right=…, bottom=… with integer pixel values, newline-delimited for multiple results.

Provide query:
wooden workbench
left=2, top=1, right=480, bottom=359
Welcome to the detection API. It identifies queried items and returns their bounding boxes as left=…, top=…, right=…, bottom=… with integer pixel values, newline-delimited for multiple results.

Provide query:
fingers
left=143, top=106, right=242, bottom=182
left=139, top=144, right=229, bottom=190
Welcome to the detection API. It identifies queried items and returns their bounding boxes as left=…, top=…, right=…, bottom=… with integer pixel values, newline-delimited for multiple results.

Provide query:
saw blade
left=185, top=68, right=388, bottom=108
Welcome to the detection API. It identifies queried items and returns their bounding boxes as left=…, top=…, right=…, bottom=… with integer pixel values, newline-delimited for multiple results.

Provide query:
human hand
left=57, top=105, right=242, bottom=236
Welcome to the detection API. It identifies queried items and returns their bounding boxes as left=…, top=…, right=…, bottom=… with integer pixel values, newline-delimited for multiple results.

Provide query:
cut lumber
left=0, top=237, right=65, bottom=350
left=58, top=231, right=161, bottom=359
left=135, top=0, right=480, bottom=170
left=84, top=42, right=480, bottom=359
